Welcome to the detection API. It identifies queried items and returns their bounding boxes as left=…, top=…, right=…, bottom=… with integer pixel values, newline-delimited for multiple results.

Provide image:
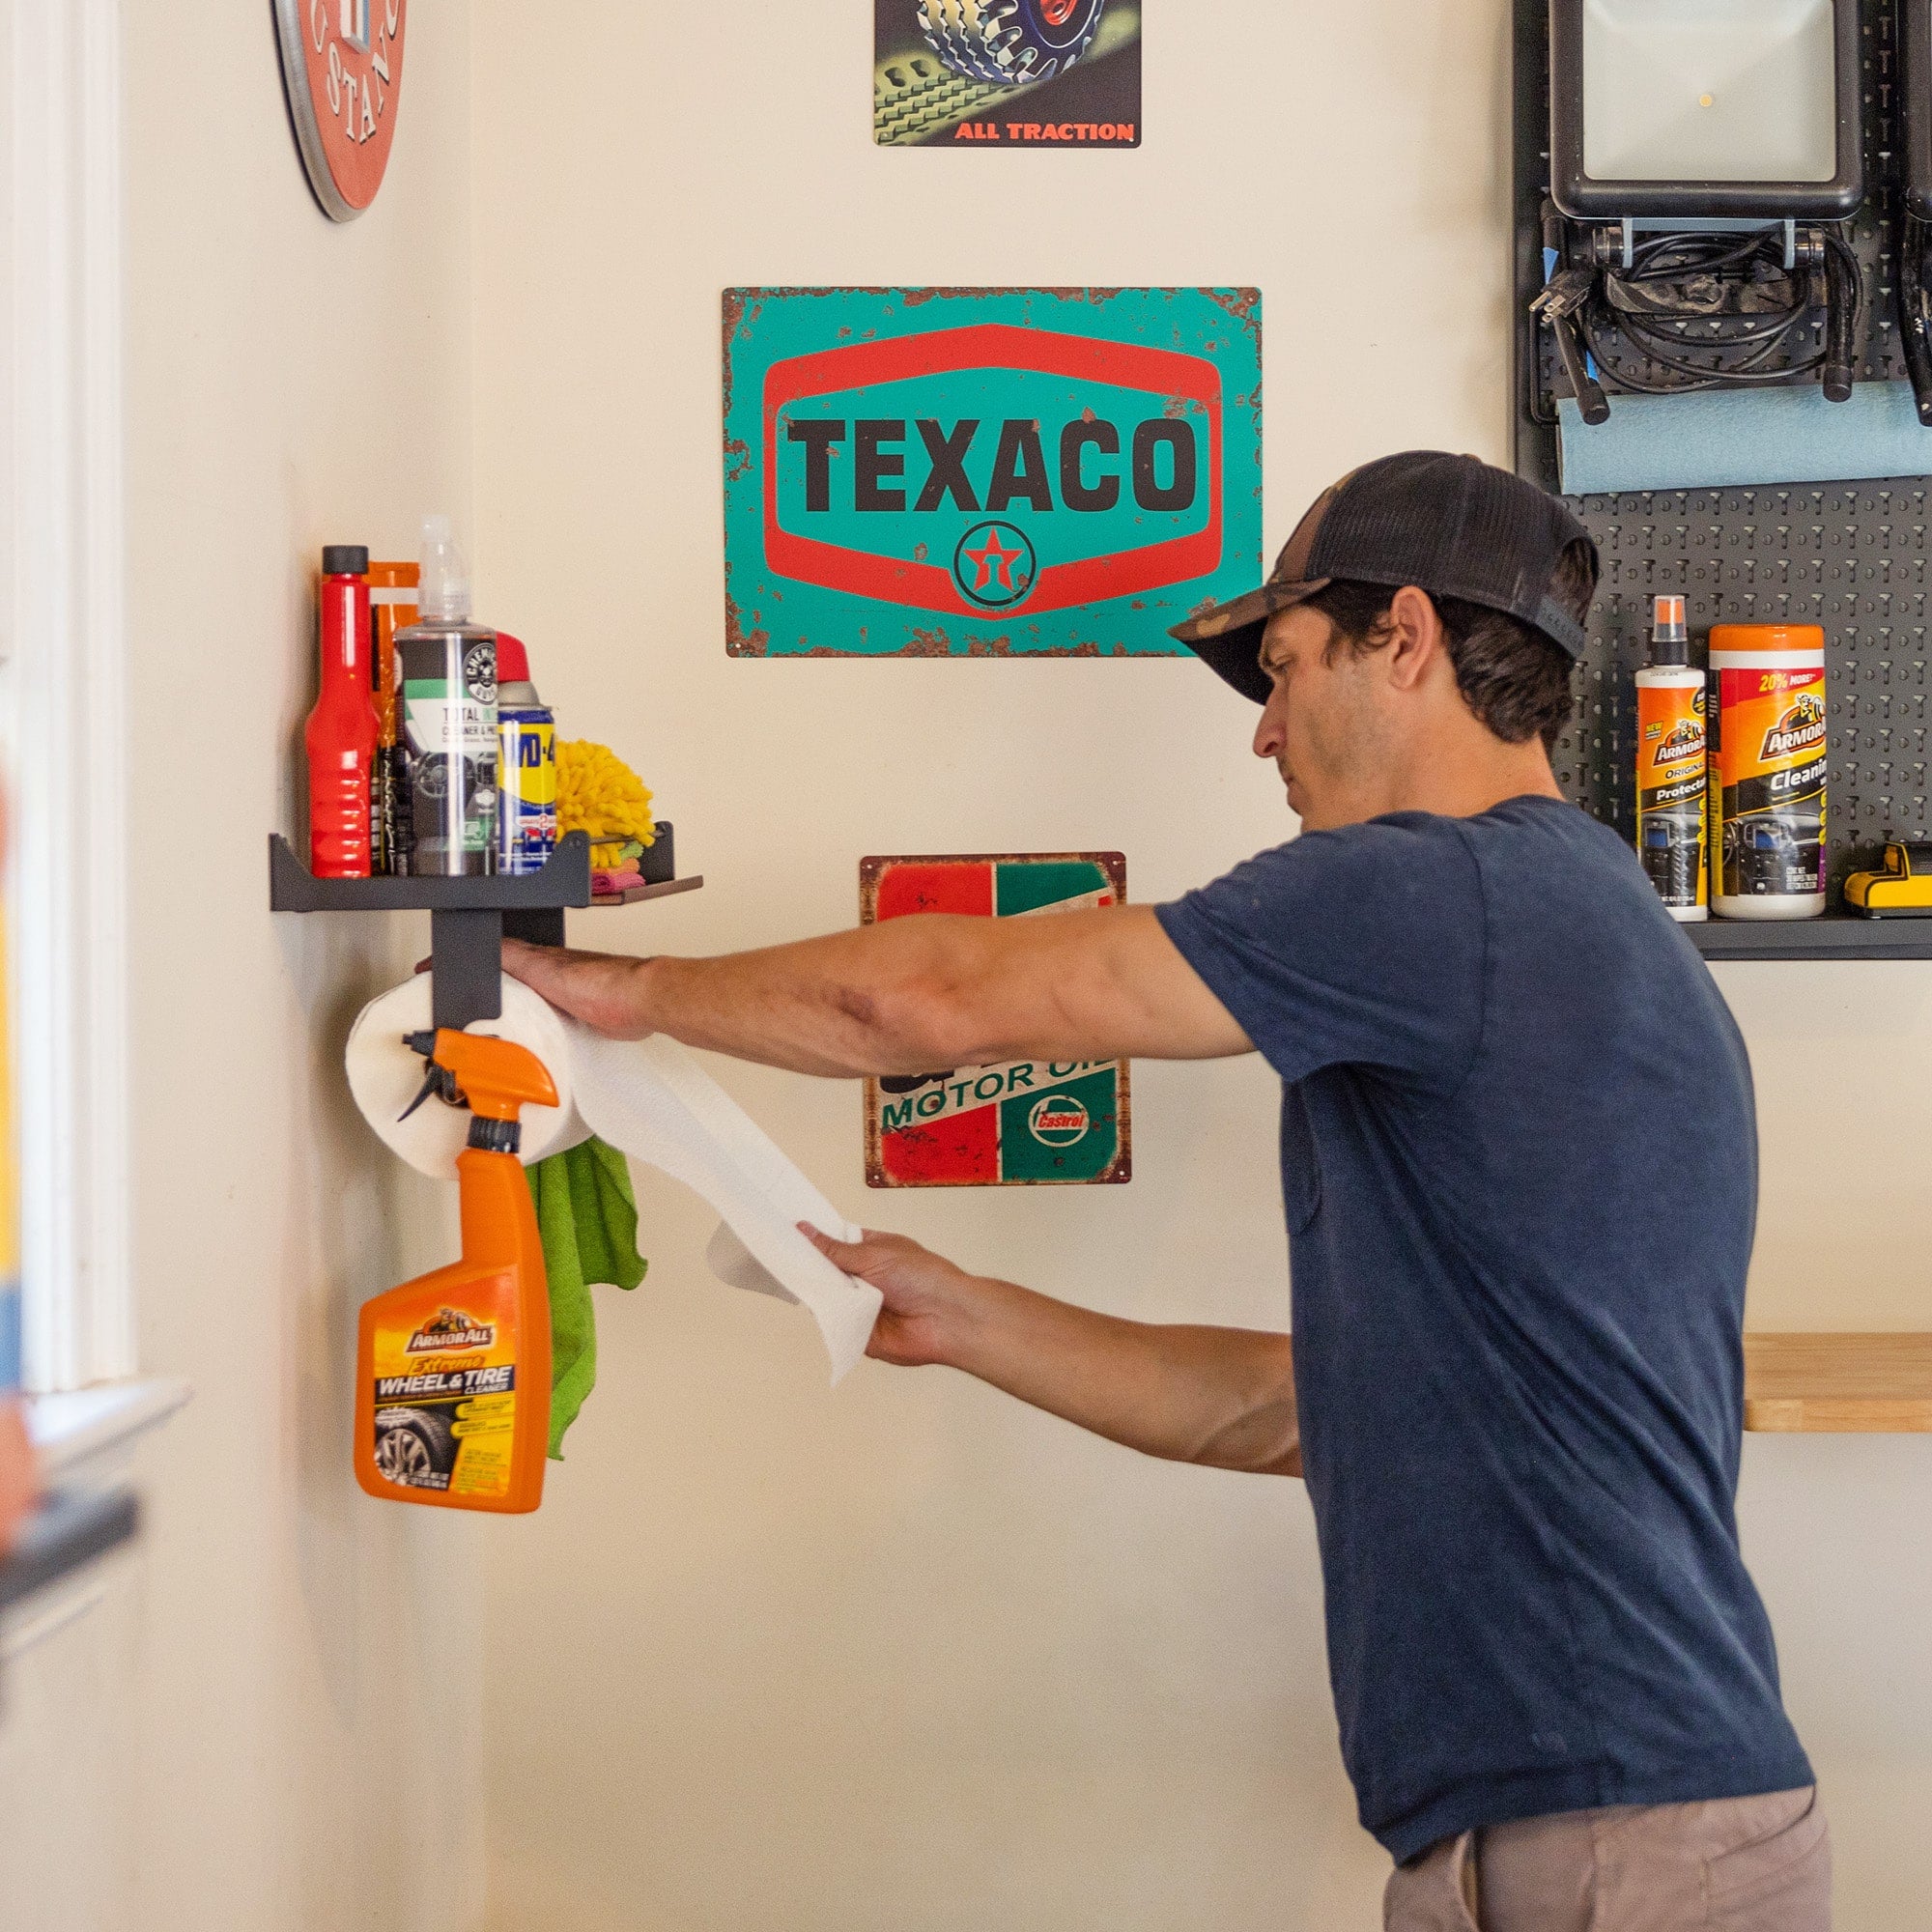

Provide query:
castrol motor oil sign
left=861, top=854, right=1130, bottom=1186
left=724, top=289, right=1262, bottom=656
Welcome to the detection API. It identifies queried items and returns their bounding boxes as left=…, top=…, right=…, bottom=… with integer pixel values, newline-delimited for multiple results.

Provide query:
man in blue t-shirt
left=508, top=452, right=1826, bottom=1930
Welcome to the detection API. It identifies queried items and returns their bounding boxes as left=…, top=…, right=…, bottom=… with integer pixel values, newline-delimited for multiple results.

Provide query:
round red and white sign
left=273, top=0, right=408, bottom=222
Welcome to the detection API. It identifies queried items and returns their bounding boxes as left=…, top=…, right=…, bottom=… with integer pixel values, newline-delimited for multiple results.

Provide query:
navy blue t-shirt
left=1156, top=795, right=1811, bottom=1862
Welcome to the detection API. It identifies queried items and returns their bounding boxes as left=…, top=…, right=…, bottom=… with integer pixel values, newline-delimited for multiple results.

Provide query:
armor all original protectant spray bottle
left=1634, top=593, right=1709, bottom=921
left=395, top=517, right=497, bottom=877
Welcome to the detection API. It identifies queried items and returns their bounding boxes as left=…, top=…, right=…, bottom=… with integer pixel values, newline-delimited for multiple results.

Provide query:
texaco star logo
left=952, top=521, right=1037, bottom=610
left=273, top=0, right=409, bottom=222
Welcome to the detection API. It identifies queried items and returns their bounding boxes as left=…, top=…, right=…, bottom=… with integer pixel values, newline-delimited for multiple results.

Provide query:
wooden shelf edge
left=590, top=874, right=704, bottom=907
left=1743, top=1333, right=1932, bottom=1434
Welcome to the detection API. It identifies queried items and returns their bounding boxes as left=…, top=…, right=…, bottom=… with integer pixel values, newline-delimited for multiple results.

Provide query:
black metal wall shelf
left=1512, top=0, right=1932, bottom=963
left=270, top=828, right=596, bottom=914
left=270, top=824, right=702, bottom=1029
left=1690, top=916, right=1932, bottom=961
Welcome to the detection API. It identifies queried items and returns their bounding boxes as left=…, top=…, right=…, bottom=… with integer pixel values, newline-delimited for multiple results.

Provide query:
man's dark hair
left=1302, top=538, right=1598, bottom=753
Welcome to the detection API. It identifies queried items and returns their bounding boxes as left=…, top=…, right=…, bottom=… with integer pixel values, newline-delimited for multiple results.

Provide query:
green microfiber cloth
left=526, top=1136, right=647, bottom=1458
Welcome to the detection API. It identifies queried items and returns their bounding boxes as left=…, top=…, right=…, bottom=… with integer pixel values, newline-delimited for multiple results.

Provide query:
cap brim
left=1167, top=577, right=1330, bottom=704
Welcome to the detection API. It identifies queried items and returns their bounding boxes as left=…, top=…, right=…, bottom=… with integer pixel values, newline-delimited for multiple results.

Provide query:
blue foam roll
left=1557, top=380, right=1932, bottom=496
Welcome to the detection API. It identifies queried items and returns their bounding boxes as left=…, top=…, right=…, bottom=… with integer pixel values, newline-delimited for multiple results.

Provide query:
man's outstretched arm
left=503, top=902, right=1250, bottom=1074
left=807, top=1227, right=1300, bottom=1479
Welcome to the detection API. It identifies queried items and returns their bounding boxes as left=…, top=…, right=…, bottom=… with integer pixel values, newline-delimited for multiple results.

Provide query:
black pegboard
left=1512, top=0, right=1932, bottom=929
left=1551, top=486, right=1929, bottom=902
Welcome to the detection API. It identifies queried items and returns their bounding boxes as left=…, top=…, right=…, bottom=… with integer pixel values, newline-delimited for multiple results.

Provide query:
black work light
left=1549, top=0, right=1863, bottom=221
left=1532, top=0, right=1867, bottom=421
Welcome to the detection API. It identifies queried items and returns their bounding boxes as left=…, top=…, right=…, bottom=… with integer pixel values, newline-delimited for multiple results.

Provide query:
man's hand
left=502, top=904, right=1250, bottom=1078
left=500, top=939, right=656, bottom=1039
left=0, top=1399, right=37, bottom=1558
left=803, top=1227, right=987, bottom=1369
left=804, top=1226, right=1299, bottom=1478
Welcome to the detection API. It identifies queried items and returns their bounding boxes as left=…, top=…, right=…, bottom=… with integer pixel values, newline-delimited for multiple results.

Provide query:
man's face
left=1252, top=605, right=1390, bottom=831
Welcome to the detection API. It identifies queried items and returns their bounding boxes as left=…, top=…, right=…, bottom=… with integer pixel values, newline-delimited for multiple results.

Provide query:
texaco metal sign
left=724, top=288, right=1263, bottom=657
left=273, top=0, right=409, bottom=221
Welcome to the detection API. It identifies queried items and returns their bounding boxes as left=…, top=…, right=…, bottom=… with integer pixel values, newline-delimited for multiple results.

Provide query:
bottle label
left=497, top=710, right=558, bottom=874
left=1635, top=680, right=1709, bottom=911
left=369, top=1298, right=518, bottom=1497
left=402, top=639, right=498, bottom=863
left=1716, top=663, right=1827, bottom=900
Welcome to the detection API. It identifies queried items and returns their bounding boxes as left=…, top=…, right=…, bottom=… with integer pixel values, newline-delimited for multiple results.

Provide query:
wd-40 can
left=396, top=624, right=498, bottom=876
left=495, top=633, right=555, bottom=875
left=1634, top=594, right=1708, bottom=922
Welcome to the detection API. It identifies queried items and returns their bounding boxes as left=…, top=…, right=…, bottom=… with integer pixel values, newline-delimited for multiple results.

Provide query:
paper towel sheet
left=345, top=978, right=880, bottom=1381
left=561, top=1019, right=880, bottom=1382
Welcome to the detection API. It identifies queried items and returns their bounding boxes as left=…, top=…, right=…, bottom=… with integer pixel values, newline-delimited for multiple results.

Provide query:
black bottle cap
left=322, top=544, right=370, bottom=577
left=467, top=1117, right=522, bottom=1155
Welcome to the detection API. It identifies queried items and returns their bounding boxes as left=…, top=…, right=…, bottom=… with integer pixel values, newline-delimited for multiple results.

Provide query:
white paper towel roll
left=345, top=974, right=589, bottom=1180
left=345, top=980, right=882, bottom=1381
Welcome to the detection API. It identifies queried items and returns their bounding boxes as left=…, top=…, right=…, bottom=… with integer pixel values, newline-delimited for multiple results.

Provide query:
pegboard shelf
left=1690, top=915, right=1932, bottom=961
left=1745, top=1333, right=1932, bottom=1431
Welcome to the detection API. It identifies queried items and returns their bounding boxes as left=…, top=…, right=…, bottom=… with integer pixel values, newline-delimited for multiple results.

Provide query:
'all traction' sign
left=724, top=288, right=1262, bottom=656
left=862, top=854, right=1130, bottom=1187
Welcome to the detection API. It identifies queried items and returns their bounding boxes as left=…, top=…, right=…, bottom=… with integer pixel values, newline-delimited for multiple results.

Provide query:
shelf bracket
left=429, top=908, right=505, bottom=1032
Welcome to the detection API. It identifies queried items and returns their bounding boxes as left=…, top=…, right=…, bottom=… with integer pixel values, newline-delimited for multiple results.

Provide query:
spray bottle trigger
left=397, top=1030, right=464, bottom=1122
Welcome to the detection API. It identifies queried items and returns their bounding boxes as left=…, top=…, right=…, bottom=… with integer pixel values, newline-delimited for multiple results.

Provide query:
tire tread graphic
left=916, top=0, right=1105, bottom=87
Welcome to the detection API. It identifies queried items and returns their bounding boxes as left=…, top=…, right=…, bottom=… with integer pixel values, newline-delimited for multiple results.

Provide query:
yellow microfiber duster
left=556, top=740, right=656, bottom=850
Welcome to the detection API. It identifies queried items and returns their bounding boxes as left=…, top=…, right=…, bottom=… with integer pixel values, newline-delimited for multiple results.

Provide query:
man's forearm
left=501, top=902, right=1251, bottom=1076
left=940, top=1274, right=1300, bottom=1477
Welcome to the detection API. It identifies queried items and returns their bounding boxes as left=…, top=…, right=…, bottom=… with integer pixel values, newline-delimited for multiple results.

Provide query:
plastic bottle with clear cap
left=393, top=516, right=498, bottom=876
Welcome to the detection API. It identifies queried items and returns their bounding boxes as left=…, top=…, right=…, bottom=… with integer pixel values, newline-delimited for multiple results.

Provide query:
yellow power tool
left=1844, top=841, right=1932, bottom=915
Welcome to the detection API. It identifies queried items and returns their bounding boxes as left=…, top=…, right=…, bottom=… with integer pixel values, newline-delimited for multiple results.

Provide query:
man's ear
left=1381, top=585, right=1444, bottom=693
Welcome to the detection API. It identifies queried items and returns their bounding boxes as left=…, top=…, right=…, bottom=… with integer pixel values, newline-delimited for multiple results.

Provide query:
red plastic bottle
left=305, top=544, right=380, bottom=878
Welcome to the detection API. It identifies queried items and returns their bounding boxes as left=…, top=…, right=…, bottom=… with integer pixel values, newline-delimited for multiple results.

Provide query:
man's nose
left=1253, top=701, right=1285, bottom=760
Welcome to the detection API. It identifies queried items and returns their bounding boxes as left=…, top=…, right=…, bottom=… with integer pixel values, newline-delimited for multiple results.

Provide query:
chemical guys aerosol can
left=1710, top=623, right=1828, bottom=919
left=395, top=517, right=497, bottom=876
left=355, top=1030, right=557, bottom=1512
left=1634, top=594, right=1708, bottom=921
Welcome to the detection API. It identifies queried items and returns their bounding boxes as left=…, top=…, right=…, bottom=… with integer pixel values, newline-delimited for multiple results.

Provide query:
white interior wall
left=471, top=5, right=1932, bottom=1930
left=0, top=10, right=482, bottom=1931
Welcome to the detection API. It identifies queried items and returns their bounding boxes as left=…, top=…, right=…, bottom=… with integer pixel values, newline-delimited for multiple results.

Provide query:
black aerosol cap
left=322, top=544, right=370, bottom=576
left=1169, top=451, right=1599, bottom=704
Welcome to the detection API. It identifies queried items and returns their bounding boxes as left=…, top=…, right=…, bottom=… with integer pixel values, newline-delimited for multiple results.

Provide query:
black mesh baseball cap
left=1169, top=451, right=1598, bottom=703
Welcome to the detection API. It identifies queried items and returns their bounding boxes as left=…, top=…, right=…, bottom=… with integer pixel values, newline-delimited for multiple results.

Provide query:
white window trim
left=6, top=0, right=133, bottom=1393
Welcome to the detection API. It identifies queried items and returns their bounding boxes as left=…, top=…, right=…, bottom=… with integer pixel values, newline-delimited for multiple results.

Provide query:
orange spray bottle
left=355, top=1030, right=557, bottom=1513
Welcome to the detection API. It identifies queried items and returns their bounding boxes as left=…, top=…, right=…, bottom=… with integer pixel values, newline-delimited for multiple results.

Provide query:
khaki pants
left=1384, top=1786, right=1829, bottom=1931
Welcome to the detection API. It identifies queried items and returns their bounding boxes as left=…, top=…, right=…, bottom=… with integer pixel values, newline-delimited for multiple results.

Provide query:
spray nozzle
left=417, top=513, right=471, bottom=624
left=1648, top=593, right=1690, bottom=667
left=396, top=1027, right=557, bottom=1126
left=398, top=1030, right=462, bottom=1121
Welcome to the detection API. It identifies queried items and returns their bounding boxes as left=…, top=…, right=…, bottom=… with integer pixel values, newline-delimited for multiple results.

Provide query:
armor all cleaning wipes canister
left=1634, top=593, right=1709, bottom=923
left=1710, top=623, right=1828, bottom=920
left=395, top=517, right=497, bottom=877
